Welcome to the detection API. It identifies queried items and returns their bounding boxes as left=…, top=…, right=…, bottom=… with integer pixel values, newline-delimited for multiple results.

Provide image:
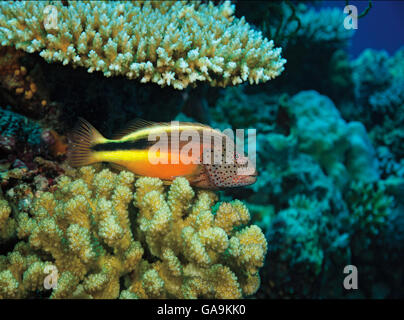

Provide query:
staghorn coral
left=0, top=166, right=267, bottom=299
left=0, top=1, right=286, bottom=89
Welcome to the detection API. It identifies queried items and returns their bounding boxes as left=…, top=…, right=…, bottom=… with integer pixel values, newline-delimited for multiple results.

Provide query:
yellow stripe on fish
left=68, top=118, right=257, bottom=189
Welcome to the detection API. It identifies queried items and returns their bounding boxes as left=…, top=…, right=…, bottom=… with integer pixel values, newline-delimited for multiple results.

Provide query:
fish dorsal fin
left=175, top=121, right=213, bottom=130
left=111, top=118, right=163, bottom=139
left=112, top=119, right=214, bottom=140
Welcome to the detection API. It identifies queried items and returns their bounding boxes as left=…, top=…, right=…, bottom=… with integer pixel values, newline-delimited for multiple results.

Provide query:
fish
left=68, top=118, right=257, bottom=189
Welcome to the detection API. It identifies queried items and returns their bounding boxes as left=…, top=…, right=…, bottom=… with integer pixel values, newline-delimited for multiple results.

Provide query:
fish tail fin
left=68, top=118, right=106, bottom=167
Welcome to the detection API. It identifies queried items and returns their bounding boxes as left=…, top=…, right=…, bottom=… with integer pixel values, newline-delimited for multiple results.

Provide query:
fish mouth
left=238, top=173, right=257, bottom=186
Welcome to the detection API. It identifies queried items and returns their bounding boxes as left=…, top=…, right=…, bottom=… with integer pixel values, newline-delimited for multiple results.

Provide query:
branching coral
left=0, top=166, right=267, bottom=299
left=128, top=177, right=267, bottom=298
left=345, top=181, right=393, bottom=239
left=0, top=199, right=16, bottom=241
left=0, top=0, right=286, bottom=89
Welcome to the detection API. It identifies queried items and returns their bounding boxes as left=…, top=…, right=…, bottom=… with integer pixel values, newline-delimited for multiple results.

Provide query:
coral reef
left=0, top=106, right=47, bottom=170
left=209, top=81, right=400, bottom=299
left=0, top=106, right=42, bottom=147
left=0, top=0, right=402, bottom=301
left=212, top=88, right=379, bottom=193
left=129, top=176, right=267, bottom=298
left=0, top=1, right=286, bottom=89
left=263, top=196, right=325, bottom=298
left=236, top=2, right=353, bottom=49
left=0, top=166, right=267, bottom=299
left=349, top=48, right=404, bottom=161
left=0, top=46, right=49, bottom=118
left=236, top=2, right=354, bottom=99
left=345, top=181, right=393, bottom=242
left=288, top=6, right=352, bottom=47
left=210, top=84, right=280, bottom=130
left=286, top=90, right=379, bottom=187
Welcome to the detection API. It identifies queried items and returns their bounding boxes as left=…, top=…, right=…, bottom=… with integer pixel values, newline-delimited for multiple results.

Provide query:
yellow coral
left=0, top=199, right=16, bottom=241
left=129, top=176, right=267, bottom=298
left=0, top=167, right=143, bottom=299
left=0, top=167, right=267, bottom=299
left=0, top=1, right=286, bottom=89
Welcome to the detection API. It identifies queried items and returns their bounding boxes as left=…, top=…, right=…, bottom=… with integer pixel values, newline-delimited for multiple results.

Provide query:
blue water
left=320, top=1, right=404, bottom=58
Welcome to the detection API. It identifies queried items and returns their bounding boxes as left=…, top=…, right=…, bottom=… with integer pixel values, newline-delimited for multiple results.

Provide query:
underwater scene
left=0, top=0, right=403, bottom=300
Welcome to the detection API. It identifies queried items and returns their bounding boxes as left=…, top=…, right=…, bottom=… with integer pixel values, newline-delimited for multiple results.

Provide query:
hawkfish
left=68, top=118, right=257, bottom=189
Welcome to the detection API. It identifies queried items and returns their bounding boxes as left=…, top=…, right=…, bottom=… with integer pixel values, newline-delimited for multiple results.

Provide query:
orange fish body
left=68, top=118, right=257, bottom=189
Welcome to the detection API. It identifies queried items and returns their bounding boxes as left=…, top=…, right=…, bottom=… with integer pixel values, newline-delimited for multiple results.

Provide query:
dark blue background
left=319, top=1, right=404, bottom=58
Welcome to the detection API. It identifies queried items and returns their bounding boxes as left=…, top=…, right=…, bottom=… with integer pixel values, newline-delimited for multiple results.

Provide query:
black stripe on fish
left=91, top=138, right=151, bottom=151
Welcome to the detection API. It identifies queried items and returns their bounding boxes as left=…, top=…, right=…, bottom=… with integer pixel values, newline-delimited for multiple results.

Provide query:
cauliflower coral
left=0, top=166, right=267, bottom=299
